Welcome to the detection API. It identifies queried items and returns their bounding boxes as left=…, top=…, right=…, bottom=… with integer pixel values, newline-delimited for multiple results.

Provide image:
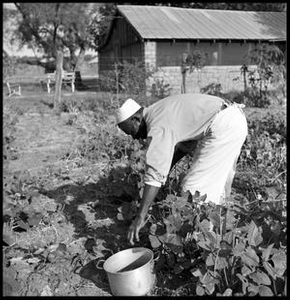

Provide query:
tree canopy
left=11, top=3, right=106, bottom=70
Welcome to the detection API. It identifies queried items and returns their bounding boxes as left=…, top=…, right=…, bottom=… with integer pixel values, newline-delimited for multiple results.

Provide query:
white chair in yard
left=46, top=71, right=75, bottom=93
left=6, top=81, right=21, bottom=97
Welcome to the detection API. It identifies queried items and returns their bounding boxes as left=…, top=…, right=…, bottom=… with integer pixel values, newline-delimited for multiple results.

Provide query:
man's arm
left=127, top=183, right=160, bottom=245
left=170, top=147, right=187, bottom=170
left=170, top=140, right=198, bottom=170
left=138, top=183, right=160, bottom=219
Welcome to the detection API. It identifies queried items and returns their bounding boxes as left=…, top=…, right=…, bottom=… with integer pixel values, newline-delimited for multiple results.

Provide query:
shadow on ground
left=40, top=165, right=142, bottom=293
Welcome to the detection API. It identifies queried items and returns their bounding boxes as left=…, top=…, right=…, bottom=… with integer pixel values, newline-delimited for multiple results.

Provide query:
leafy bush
left=3, top=52, right=16, bottom=80
left=3, top=108, right=19, bottom=168
left=238, top=110, right=286, bottom=189
left=150, top=79, right=172, bottom=99
left=143, top=191, right=286, bottom=296
left=100, top=60, right=154, bottom=95
left=241, top=44, right=286, bottom=108
left=200, top=83, right=223, bottom=97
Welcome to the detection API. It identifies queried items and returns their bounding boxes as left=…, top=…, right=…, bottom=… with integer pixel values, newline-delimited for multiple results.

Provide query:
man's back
left=143, top=93, right=224, bottom=141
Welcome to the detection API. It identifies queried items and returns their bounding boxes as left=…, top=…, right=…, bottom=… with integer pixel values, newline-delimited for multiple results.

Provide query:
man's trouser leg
left=181, top=104, right=248, bottom=204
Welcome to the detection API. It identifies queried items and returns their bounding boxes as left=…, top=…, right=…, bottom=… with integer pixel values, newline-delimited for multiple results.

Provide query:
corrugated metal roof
left=117, top=5, right=286, bottom=41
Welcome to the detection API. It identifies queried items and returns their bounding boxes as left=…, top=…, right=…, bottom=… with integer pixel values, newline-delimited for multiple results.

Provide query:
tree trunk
left=74, top=48, right=86, bottom=72
left=74, top=48, right=86, bottom=90
left=181, top=53, right=187, bottom=94
left=182, top=72, right=186, bottom=94
left=54, top=50, right=63, bottom=115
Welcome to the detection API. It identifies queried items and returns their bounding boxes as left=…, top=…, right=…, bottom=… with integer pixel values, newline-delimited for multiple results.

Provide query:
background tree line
left=4, top=2, right=286, bottom=72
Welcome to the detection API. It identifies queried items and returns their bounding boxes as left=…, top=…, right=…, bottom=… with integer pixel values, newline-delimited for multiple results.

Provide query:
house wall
left=156, top=41, right=251, bottom=66
left=147, top=65, right=246, bottom=95
left=144, top=41, right=251, bottom=94
left=144, top=41, right=156, bottom=69
left=99, top=15, right=143, bottom=71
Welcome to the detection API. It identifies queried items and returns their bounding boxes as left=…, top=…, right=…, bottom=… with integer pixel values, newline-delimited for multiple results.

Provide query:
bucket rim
left=103, top=247, right=153, bottom=275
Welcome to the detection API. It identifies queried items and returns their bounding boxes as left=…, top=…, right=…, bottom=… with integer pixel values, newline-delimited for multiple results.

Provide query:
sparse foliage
left=242, top=43, right=286, bottom=108
left=12, top=3, right=103, bottom=70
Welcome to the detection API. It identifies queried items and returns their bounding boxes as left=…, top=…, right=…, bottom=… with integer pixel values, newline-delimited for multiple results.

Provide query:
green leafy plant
left=200, top=82, right=223, bottom=97
left=103, top=60, right=154, bottom=95
left=144, top=190, right=286, bottom=296
left=242, top=43, right=286, bottom=108
left=150, top=79, right=172, bottom=99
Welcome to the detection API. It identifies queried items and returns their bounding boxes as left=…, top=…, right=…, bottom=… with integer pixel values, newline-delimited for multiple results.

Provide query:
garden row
left=3, top=93, right=286, bottom=296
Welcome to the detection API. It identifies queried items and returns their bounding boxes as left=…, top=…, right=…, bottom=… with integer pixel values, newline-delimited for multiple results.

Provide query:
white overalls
left=181, top=103, right=248, bottom=204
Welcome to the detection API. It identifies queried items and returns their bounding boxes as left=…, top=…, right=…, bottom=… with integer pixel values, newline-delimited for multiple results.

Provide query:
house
left=98, top=5, right=286, bottom=95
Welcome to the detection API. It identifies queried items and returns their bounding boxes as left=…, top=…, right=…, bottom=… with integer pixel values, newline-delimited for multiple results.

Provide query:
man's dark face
left=118, top=117, right=141, bottom=139
left=118, top=117, right=147, bottom=140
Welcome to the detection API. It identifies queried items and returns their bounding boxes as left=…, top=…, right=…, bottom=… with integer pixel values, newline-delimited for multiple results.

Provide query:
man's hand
left=127, top=215, right=146, bottom=245
left=127, top=183, right=160, bottom=245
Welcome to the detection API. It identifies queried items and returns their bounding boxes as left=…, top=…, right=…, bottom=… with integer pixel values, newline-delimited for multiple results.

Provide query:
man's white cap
left=115, top=98, right=142, bottom=124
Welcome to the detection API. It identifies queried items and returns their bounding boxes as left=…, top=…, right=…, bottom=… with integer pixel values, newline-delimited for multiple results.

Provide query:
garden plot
left=3, top=93, right=286, bottom=296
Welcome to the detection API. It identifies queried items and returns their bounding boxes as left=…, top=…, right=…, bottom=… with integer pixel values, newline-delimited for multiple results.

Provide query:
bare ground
left=4, top=109, right=133, bottom=296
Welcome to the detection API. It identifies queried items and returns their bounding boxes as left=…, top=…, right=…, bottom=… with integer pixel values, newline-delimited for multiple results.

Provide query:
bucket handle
left=153, top=250, right=160, bottom=261
left=96, top=250, right=160, bottom=270
left=96, top=259, right=105, bottom=270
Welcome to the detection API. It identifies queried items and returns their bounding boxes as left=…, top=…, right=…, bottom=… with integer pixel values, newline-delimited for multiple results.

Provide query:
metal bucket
left=98, top=247, right=156, bottom=296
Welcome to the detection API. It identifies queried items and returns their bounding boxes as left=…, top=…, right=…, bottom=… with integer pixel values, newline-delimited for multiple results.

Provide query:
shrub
left=99, top=60, right=154, bottom=95
left=3, top=52, right=16, bottom=80
left=150, top=79, right=172, bottom=99
left=200, top=83, right=223, bottom=97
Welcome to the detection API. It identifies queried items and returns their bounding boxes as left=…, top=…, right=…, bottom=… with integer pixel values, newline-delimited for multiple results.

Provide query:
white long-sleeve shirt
left=142, top=93, right=224, bottom=186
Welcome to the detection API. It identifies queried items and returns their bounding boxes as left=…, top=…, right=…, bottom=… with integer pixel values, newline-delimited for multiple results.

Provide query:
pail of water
left=97, top=247, right=156, bottom=296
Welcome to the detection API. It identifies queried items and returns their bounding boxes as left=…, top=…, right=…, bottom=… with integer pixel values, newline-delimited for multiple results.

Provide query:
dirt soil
left=4, top=110, right=136, bottom=296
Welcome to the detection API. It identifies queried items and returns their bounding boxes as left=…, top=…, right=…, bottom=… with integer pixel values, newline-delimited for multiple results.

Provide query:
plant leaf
left=215, top=256, right=228, bottom=270
left=117, top=212, right=124, bottom=220
left=208, top=211, right=220, bottom=228
left=241, top=265, right=252, bottom=276
left=222, top=288, right=232, bottom=296
left=159, top=233, right=183, bottom=254
left=233, top=240, right=246, bottom=257
left=259, top=285, right=274, bottom=296
left=271, top=252, right=286, bottom=277
left=149, top=235, right=161, bottom=249
left=191, top=268, right=203, bottom=278
left=205, top=282, right=215, bottom=295
left=248, top=283, right=259, bottom=296
left=149, top=224, right=157, bottom=235
left=241, top=248, right=259, bottom=267
left=198, top=219, right=212, bottom=233
left=200, top=272, right=219, bottom=285
left=205, top=253, right=215, bottom=267
left=196, top=285, right=205, bottom=296
left=236, top=274, right=249, bottom=294
left=247, top=220, right=263, bottom=247
left=223, top=231, right=234, bottom=245
left=197, top=241, right=212, bottom=251
left=249, top=270, right=271, bottom=286
left=263, top=261, right=277, bottom=279
left=261, top=243, right=275, bottom=261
